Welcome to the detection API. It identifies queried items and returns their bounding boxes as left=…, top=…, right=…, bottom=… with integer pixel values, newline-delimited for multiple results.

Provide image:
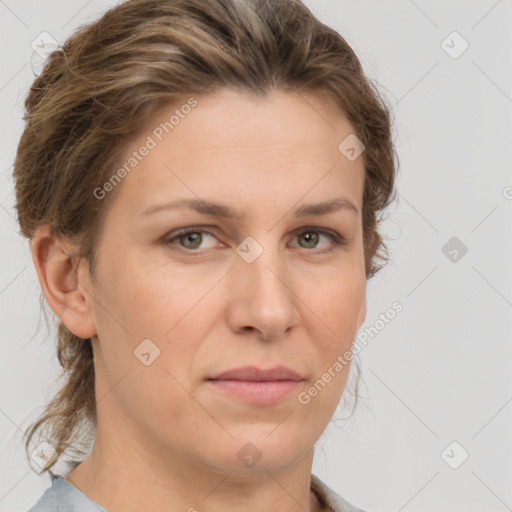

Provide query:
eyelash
left=163, top=227, right=345, bottom=255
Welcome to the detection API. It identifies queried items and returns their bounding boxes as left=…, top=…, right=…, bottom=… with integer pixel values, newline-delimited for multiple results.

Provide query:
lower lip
left=207, top=379, right=303, bottom=405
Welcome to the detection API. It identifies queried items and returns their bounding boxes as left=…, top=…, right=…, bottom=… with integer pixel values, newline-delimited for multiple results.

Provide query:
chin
left=202, top=430, right=313, bottom=473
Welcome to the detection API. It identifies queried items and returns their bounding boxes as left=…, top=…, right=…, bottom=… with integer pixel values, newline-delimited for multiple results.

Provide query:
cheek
left=312, top=270, right=365, bottom=334
left=97, top=251, right=194, bottom=338
left=90, top=256, right=209, bottom=438
left=99, top=259, right=215, bottom=395
left=307, top=279, right=364, bottom=406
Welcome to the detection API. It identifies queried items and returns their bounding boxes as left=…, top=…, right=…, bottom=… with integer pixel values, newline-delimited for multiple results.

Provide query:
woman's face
left=81, top=88, right=367, bottom=474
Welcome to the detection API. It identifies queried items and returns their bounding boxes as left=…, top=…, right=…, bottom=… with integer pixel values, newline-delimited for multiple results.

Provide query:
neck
left=65, top=420, right=326, bottom=512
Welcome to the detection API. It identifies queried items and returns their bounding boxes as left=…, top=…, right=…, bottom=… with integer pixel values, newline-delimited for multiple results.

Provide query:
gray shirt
left=27, top=473, right=366, bottom=512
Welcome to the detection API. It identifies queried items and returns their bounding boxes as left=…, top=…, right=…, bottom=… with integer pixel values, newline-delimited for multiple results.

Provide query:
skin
left=31, top=88, right=367, bottom=512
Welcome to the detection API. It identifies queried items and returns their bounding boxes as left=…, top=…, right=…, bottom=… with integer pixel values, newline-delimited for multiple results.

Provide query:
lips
left=207, top=366, right=305, bottom=405
left=208, top=365, right=304, bottom=382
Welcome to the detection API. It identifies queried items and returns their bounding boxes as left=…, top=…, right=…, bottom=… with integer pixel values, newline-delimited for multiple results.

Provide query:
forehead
left=105, top=88, right=365, bottom=218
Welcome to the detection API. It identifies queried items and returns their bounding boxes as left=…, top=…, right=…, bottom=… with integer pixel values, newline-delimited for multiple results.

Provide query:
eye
left=164, top=228, right=220, bottom=251
left=290, top=228, right=345, bottom=253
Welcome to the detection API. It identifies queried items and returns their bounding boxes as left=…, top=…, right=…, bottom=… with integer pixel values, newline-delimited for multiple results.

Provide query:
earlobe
left=31, top=225, right=97, bottom=339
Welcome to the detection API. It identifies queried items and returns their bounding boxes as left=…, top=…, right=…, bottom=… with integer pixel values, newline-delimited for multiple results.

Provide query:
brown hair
left=13, top=0, right=398, bottom=474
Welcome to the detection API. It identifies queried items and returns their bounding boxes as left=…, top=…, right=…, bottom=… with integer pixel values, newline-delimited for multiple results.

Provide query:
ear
left=30, top=225, right=97, bottom=339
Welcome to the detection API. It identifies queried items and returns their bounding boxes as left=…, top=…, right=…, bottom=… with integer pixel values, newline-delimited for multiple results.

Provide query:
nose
left=225, top=239, right=300, bottom=342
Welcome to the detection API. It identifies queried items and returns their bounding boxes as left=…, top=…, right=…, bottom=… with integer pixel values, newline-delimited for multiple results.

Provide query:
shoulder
left=311, top=474, right=367, bottom=512
left=27, top=476, right=58, bottom=512
left=26, top=474, right=108, bottom=512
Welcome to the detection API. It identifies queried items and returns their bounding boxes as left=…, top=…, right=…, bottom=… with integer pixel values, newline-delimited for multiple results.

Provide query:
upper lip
left=208, top=365, right=304, bottom=382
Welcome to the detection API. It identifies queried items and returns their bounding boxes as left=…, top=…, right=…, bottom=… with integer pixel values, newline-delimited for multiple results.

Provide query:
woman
left=14, top=0, right=397, bottom=510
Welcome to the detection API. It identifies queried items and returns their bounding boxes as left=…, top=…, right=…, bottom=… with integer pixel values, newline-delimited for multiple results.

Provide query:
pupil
left=302, top=232, right=318, bottom=248
left=184, top=232, right=201, bottom=248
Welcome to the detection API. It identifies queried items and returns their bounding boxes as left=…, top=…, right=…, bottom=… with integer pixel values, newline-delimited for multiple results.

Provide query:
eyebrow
left=139, top=196, right=359, bottom=219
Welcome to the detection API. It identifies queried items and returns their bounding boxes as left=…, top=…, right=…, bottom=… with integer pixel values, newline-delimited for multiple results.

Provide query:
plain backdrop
left=1, top=1, right=511, bottom=511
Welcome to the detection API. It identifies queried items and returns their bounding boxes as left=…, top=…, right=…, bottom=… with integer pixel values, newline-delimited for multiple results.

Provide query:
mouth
left=206, top=365, right=305, bottom=405
left=206, top=379, right=304, bottom=405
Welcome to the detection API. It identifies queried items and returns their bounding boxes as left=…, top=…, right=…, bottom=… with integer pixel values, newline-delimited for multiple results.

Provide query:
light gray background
left=1, top=1, right=511, bottom=511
